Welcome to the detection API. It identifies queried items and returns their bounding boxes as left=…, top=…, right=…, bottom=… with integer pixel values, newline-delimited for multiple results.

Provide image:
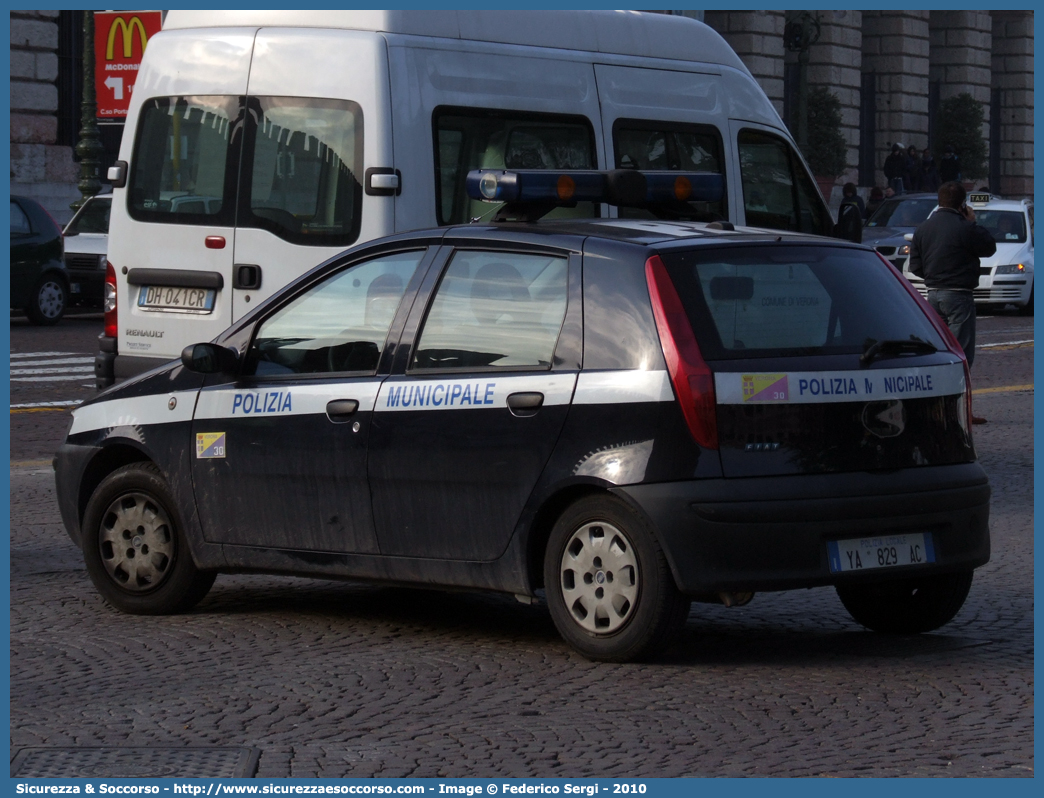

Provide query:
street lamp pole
left=72, top=10, right=104, bottom=211
left=784, top=11, right=821, bottom=153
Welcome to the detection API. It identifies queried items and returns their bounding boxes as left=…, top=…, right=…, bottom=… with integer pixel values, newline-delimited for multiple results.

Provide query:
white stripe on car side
left=374, top=373, right=577, bottom=412
left=194, top=381, right=386, bottom=421
left=572, top=370, right=675, bottom=405
left=69, top=390, right=198, bottom=435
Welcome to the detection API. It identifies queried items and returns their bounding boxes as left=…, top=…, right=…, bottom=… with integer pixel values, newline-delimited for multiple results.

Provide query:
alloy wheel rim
left=98, top=492, right=175, bottom=592
left=559, top=521, right=638, bottom=634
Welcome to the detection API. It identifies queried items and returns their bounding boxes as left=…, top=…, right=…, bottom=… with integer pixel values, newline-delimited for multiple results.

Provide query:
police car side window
left=413, top=251, right=568, bottom=371
left=245, top=251, right=425, bottom=377
left=10, top=201, right=31, bottom=235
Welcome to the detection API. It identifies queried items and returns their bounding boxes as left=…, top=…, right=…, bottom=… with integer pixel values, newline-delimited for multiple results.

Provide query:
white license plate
left=138, top=285, right=215, bottom=313
left=828, top=533, right=935, bottom=573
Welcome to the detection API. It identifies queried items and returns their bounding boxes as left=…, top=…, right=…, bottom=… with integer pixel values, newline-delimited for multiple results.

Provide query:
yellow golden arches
left=105, top=16, right=148, bottom=61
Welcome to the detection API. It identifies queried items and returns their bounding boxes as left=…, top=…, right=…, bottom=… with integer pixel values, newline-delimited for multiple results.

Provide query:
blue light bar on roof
left=465, top=169, right=725, bottom=207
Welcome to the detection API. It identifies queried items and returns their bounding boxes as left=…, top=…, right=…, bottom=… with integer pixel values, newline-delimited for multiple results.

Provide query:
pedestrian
left=905, top=145, right=921, bottom=191
left=835, top=182, right=863, bottom=243
left=909, top=181, right=996, bottom=424
left=883, top=143, right=907, bottom=194
left=864, top=186, right=885, bottom=220
left=919, top=148, right=941, bottom=193
left=938, top=144, right=961, bottom=184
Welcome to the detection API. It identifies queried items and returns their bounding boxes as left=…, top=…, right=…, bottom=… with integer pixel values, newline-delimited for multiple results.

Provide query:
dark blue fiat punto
left=55, top=170, right=990, bottom=661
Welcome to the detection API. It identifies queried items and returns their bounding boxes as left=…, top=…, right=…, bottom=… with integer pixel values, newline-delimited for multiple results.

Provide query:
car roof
left=439, top=218, right=847, bottom=250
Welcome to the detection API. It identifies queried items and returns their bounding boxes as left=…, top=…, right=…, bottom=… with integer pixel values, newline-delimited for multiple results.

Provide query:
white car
left=903, top=193, right=1034, bottom=315
left=62, top=193, right=111, bottom=307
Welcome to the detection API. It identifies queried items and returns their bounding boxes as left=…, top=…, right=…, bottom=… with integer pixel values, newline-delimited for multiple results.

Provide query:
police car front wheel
left=81, top=462, right=216, bottom=614
left=544, top=495, right=690, bottom=662
left=835, top=570, right=973, bottom=634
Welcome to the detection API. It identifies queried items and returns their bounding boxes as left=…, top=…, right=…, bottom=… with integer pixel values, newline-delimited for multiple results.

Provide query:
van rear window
left=660, top=245, right=945, bottom=360
left=128, top=96, right=239, bottom=226
left=128, top=95, right=364, bottom=247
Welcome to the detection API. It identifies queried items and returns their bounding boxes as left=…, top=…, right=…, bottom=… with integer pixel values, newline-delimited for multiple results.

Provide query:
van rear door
left=231, top=29, right=393, bottom=322
left=113, top=29, right=254, bottom=363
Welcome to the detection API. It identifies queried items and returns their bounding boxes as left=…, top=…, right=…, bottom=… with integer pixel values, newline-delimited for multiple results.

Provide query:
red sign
left=94, top=11, right=163, bottom=119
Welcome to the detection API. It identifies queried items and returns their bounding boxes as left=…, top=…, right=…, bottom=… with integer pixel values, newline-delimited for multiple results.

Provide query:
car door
left=190, top=246, right=434, bottom=553
left=9, top=199, right=38, bottom=304
left=368, top=242, right=582, bottom=561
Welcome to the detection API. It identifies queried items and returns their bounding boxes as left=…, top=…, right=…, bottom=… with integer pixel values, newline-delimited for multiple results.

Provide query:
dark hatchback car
left=10, top=195, right=68, bottom=324
left=55, top=170, right=990, bottom=662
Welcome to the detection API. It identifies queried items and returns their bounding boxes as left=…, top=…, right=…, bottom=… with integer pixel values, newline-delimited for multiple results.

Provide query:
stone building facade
left=8, top=9, right=1035, bottom=222
left=10, top=9, right=80, bottom=222
left=704, top=9, right=1034, bottom=199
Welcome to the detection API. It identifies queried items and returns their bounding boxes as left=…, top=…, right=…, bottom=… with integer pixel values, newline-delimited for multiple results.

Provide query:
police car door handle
left=326, top=399, right=359, bottom=422
left=507, top=392, right=544, bottom=417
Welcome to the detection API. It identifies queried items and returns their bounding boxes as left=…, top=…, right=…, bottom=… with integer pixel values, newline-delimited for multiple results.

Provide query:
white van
left=97, top=9, right=834, bottom=386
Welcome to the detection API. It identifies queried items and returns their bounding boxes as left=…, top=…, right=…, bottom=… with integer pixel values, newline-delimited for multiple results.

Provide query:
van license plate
left=828, top=533, right=935, bottom=573
left=138, top=286, right=215, bottom=313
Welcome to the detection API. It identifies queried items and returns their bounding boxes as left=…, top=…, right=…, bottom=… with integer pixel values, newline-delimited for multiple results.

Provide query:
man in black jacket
left=909, top=181, right=996, bottom=422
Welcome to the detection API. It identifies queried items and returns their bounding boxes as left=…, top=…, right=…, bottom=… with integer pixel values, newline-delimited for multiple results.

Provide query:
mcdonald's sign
left=94, top=11, right=162, bottom=119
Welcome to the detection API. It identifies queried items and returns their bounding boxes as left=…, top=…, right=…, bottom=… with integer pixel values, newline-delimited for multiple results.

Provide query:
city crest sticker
left=742, top=374, right=789, bottom=403
left=196, top=432, right=226, bottom=459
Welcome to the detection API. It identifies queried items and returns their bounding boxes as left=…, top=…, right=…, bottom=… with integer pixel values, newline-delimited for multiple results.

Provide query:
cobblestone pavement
left=9, top=314, right=1034, bottom=777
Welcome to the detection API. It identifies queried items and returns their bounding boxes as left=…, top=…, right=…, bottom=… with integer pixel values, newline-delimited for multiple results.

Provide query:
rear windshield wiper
left=860, top=337, right=938, bottom=366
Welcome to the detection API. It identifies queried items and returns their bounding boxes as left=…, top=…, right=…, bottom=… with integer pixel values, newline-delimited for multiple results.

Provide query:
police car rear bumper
left=615, top=462, right=990, bottom=594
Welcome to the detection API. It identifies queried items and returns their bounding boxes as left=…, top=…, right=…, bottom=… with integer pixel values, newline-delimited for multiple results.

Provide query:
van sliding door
left=593, top=64, right=732, bottom=221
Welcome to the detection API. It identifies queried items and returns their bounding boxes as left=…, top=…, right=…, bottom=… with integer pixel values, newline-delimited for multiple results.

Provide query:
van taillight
left=645, top=255, right=718, bottom=450
left=104, top=261, right=117, bottom=338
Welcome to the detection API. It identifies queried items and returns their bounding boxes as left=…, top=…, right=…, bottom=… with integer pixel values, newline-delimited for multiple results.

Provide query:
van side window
left=434, top=108, right=597, bottom=225
left=243, top=97, right=364, bottom=248
left=128, top=96, right=240, bottom=226
left=612, top=120, right=726, bottom=221
left=737, top=129, right=833, bottom=237
left=245, top=250, right=426, bottom=377
left=413, top=250, right=568, bottom=371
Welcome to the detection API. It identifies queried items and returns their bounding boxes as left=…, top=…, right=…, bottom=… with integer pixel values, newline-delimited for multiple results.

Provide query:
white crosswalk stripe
left=10, top=350, right=95, bottom=384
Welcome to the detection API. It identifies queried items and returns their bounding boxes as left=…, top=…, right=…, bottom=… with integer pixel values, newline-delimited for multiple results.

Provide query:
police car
left=55, top=168, right=990, bottom=662
left=904, top=193, right=1034, bottom=315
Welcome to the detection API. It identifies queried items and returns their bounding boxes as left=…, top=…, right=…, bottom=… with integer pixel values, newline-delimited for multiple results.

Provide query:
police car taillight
left=645, top=255, right=718, bottom=450
left=103, top=260, right=117, bottom=338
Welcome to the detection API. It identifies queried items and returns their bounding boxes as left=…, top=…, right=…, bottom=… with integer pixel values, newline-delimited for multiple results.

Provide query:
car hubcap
left=98, top=492, right=174, bottom=591
left=38, top=281, right=64, bottom=318
left=559, top=521, right=638, bottom=634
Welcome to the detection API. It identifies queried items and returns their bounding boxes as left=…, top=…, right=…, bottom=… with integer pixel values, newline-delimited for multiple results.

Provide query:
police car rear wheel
left=836, top=570, right=973, bottom=634
left=82, top=463, right=216, bottom=615
left=544, top=495, right=690, bottom=662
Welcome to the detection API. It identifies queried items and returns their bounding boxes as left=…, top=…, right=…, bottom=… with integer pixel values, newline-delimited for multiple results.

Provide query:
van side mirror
left=181, top=343, right=239, bottom=374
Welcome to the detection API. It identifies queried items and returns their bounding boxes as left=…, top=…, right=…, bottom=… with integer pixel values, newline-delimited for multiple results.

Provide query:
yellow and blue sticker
left=196, top=432, right=226, bottom=459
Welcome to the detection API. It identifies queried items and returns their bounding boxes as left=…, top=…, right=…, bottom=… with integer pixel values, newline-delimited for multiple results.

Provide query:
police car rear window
left=660, top=245, right=945, bottom=361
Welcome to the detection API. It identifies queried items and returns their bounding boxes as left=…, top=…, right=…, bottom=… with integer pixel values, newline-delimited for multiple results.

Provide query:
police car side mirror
left=181, top=343, right=239, bottom=374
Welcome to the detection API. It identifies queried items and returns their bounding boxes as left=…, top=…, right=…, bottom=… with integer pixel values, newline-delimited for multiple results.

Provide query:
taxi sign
left=968, top=193, right=991, bottom=204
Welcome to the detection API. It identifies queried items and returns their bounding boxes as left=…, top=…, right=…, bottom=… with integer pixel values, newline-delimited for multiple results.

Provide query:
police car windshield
left=660, top=245, right=946, bottom=361
left=974, top=210, right=1027, bottom=244
left=866, top=198, right=936, bottom=228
